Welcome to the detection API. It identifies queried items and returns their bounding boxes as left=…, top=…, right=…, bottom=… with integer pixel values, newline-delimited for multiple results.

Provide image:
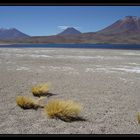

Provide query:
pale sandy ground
left=0, top=43, right=12, bottom=45
left=0, top=47, right=140, bottom=134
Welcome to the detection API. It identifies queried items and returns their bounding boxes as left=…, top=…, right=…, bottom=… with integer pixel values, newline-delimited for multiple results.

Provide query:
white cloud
left=58, top=26, right=70, bottom=30
left=58, top=25, right=80, bottom=30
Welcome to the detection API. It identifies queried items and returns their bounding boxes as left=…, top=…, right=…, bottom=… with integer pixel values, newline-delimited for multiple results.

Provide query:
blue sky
left=0, top=6, right=140, bottom=36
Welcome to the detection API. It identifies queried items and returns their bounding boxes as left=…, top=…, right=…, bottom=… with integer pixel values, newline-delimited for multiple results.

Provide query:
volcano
left=97, top=16, right=140, bottom=35
left=58, top=27, right=81, bottom=35
left=0, top=28, right=30, bottom=40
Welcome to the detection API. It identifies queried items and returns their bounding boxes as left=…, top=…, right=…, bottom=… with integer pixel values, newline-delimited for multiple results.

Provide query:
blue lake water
left=1, top=43, right=140, bottom=50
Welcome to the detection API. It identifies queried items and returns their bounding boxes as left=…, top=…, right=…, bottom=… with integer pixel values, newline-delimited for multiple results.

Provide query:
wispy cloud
left=58, top=25, right=80, bottom=30
left=58, top=26, right=70, bottom=30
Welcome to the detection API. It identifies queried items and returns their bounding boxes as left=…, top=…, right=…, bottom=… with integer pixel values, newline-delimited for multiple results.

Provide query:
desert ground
left=0, top=47, right=140, bottom=134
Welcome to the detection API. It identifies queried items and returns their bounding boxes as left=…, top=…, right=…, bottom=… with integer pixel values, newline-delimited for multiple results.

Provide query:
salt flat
left=0, top=48, right=140, bottom=134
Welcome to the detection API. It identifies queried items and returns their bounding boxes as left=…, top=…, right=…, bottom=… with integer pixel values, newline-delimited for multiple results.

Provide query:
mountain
left=2, top=16, right=140, bottom=44
left=58, top=27, right=81, bottom=35
left=97, top=16, right=140, bottom=35
left=0, top=28, right=30, bottom=40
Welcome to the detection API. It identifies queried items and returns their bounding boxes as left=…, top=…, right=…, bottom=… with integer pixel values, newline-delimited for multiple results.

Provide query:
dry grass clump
left=44, top=99, right=83, bottom=122
left=138, top=113, right=140, bottom=124
left=32, top=83, right=49, bottom=97
left=16, top=96, right=44, bottom=109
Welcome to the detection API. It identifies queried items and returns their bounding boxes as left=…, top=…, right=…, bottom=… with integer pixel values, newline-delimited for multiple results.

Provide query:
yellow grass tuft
left=16, top=96, right=44, bottom=109
left=44, top=99, right=82, bottom=122
left=32, top=83, right=49, bottom=97
left=138, top=113, right=140, bottom=124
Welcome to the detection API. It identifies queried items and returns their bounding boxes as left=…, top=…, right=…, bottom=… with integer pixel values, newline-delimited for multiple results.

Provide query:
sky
left=0, top=6, right=140, bottom=36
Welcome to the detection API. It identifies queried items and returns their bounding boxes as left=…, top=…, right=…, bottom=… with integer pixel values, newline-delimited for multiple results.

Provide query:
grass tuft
left=32, top=83, right=49, bottom=97
left=138, top=113, right=140, bottom=124
left=44, top=99, right=83, bottom=122
left=16, top=96, right=44, bottom=109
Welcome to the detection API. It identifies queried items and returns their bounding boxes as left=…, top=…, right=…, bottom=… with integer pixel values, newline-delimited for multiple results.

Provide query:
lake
left=1, top=43, right=140, bottom=50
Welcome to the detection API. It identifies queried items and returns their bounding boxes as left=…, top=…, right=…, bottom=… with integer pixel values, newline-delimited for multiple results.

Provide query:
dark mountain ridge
left=0, top=28, right=30, bottom=40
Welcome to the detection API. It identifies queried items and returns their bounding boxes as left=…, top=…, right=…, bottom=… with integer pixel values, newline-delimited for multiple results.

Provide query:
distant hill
left=0, top=28, right=30, bottom=40
left=58, top=27, right=81, bottom=35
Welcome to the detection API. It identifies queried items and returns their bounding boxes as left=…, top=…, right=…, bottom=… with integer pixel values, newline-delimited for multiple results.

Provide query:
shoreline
left=1, top=42, right=140, bottom=46
left=0, top=43, right=12, bottom=45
